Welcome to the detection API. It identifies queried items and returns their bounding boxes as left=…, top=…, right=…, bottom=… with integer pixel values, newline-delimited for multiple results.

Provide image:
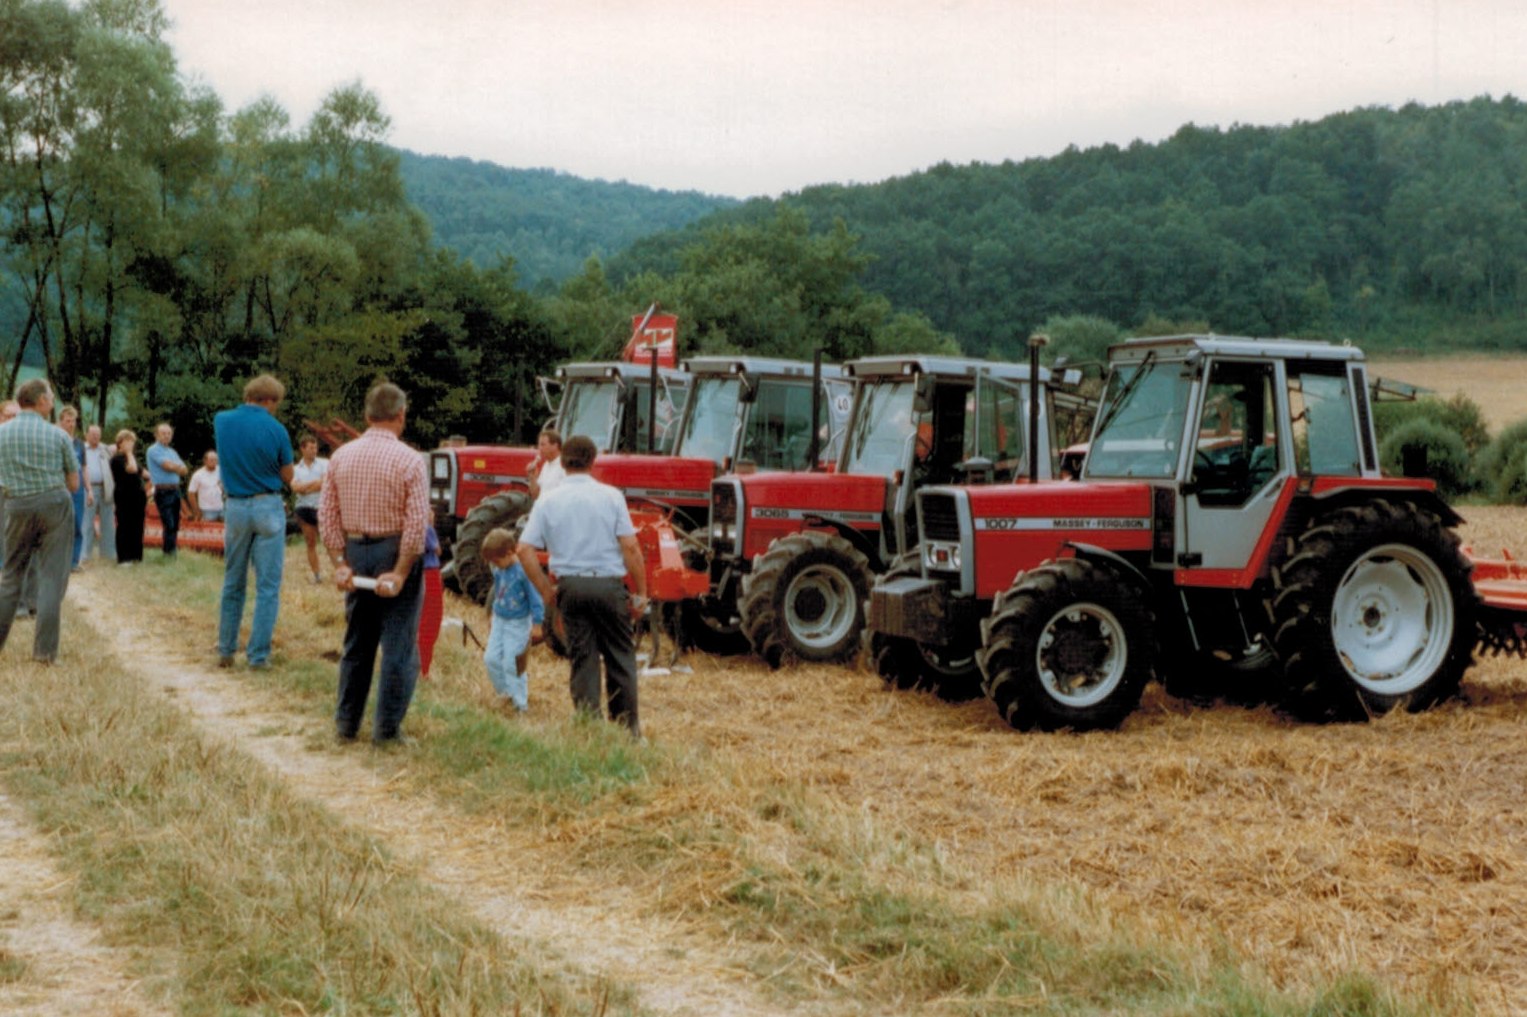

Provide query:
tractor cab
left=1084, top=336, right=1378, bottom=576
left=675, top=356, right=851, bottom=473
left=545, top=361, right=691, bottom=456
left=839, top=355, right=1092, bottom=558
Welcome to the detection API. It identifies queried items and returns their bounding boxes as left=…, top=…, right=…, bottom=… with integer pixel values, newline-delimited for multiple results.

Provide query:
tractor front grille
left=920, top=492, right=962, bottom=542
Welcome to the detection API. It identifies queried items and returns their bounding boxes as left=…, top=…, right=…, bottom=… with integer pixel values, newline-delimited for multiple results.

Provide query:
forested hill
left=611, top=96, right=1527, bottom=359
left=396, top=150, right=736, bottom=288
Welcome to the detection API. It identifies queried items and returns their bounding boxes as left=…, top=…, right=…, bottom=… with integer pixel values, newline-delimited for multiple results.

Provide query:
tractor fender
left=1307, top=480, right=1463, bottom=528
left=798, top=519, right=883, bottom=573
left=1063, top=541, right=1153, bottom=592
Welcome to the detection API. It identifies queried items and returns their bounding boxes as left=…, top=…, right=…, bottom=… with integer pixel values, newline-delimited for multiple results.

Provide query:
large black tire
left=738, top=530, right=871, bottom=669
left=870, top=558, right=981, bottom=700
left=1271, top=498, right=1477, bottom=722
left=977, top=558, right=1155, bottom=732
left=872, top=633, right=983, bottom=701
left=452, top=490, right=532, bottom=605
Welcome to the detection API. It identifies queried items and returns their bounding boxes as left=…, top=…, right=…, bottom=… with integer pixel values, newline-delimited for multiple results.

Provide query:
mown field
left=1369, top=352, right=1527, bottom=434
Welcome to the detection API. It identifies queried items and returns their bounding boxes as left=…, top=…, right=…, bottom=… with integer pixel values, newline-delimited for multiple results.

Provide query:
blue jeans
left=485, top=613, right=532, bottom=709
left=70, top=484, right=86, bottom=567
left=154, top=488, right=180, bottom=555
left=217, top=494, right=286, bottom=665
left=335, top=536, right=423, bottom=741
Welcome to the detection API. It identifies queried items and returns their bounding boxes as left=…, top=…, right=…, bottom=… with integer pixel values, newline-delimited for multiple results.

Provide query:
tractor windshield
left=680, top=376, right=742, bottom=464
left=1084, top=359, right=1192, bottom=479
left=738, top=379, right=819, bottom=471
left=559, top=379, right=621, bottom=451
left=843, top=380, right=920, bottom=476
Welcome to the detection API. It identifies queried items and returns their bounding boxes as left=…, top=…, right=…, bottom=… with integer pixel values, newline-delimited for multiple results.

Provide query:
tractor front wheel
left=738, top=530, right=871, bottom=668
left=1271, top=498, right=1476, bottom=721
left=978, top=558, right=1155, bottom=732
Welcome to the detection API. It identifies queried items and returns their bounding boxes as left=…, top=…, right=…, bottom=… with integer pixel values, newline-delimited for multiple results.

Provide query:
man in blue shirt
left=145, top=422, right=187, bottom=557
left=214, top=374, right=294, bottom=669
left=516, top=435, right=648, bottom=737
left=0, top=379, right=80, bottom=663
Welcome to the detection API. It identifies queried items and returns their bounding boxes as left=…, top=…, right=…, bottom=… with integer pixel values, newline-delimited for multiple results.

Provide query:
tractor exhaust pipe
left=807, top=348, right=823, bottom=471
left=1028, top=333, right=1048, bottom=484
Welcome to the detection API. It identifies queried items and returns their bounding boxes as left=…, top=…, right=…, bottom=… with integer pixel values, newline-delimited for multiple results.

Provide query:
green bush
left=1372, top=393, right=1490, bottom=456
left=1378, top=419, right=1473, bottom=498
left=1475, top=419, right=1527, bottom=504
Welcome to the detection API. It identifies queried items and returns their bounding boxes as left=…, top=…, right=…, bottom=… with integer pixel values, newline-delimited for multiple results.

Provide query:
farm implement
left=868, top=334, right=1527, bottom=731
left=1474, top=550, right=1527, bottom=657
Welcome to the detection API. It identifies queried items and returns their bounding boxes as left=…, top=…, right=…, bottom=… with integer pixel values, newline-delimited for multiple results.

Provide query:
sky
left=162, top=0, right=1527, bottom=200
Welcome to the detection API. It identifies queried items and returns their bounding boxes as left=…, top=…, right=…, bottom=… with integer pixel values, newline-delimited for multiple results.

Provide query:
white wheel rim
left=784, top=564, right=858, bottom=649
left=1331, top=543, right=1453, bottom=695
left=1034, top=602, right=1127, bottom=707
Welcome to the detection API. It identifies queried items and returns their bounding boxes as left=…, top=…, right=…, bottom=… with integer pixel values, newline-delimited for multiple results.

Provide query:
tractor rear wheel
left=738, top=530, right=871, bottom=669
left=452, top=490, right=532, bottom=605
left=978, top=558, right=1155, bottom=731
left=1271, top=498, right=1476, bottom=722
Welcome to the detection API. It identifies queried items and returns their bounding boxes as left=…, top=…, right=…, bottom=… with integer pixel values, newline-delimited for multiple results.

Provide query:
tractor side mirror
left=957, top=456, right=995, bottom=485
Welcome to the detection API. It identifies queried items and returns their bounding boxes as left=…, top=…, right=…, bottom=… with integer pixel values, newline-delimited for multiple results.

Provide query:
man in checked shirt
left=318, top=382, right=430, bottom=745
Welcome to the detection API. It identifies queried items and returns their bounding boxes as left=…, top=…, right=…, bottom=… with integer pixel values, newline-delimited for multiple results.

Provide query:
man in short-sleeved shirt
left=145, top=422, right=187, bottom=556
left=214, top=375, right=294, bottom=669
left=517, top=435, right=648, bottom=735
left=0, top=379, right=79, bottom=663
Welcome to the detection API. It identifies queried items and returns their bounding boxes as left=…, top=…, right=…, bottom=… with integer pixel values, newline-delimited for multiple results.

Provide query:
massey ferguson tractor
left=708, top=354, right=1093, bottom=670
left=433, top=346, right=849, bottom=617
left=868, top=334, right=1527, bottom=730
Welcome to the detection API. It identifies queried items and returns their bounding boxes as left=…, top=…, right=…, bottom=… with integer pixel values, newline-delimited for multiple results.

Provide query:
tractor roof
left=1109, top=334, right=1366, bottom=363
left=845, top=355, right=1057, bottom=384
left=683, top=355, right=845, bottom=380
left=556, top=361, right=687, bottom=382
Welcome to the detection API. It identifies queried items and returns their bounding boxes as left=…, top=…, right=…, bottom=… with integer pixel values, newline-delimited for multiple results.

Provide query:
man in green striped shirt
left=0, top=379, right=80, bottom=663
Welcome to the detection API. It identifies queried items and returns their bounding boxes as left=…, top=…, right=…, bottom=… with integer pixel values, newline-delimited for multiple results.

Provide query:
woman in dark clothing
left=111, top=429, right=148, bottom=564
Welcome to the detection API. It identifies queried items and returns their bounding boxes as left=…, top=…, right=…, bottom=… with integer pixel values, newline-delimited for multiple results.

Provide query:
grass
left=0, top=592, right=630, bottom=1016
left=35, top=544, right=1468, bottom=1016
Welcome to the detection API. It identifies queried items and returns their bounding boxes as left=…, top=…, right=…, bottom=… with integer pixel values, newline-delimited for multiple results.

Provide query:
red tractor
left=707, top=354, right=1093, bottom=677
left=868, top=335, right=1527, bottom=730
left=432, top=353, right=850, bottom=627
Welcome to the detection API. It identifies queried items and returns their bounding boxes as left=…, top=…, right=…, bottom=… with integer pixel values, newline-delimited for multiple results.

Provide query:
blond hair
left=481, top=527, right=517, bottom=561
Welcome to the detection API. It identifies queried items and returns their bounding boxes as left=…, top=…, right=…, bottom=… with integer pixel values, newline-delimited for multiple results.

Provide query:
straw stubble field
left=654, top=504, right=1527, bottom=1015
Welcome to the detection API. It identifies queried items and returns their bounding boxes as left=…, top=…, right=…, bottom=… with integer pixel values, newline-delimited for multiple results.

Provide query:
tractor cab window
left=739, top=379, right=818, bottom=471
left=679, top=376, right=741, bottom=464
left=621, top=377, right=686, bottom=454
left=962, top=379, right=1024, bottom=481
left=1289, top=366, right=1361, bottom=477
left=843, top=380, right=919, bottom=476
left=1190, top=360, right=1281, bottom=506
left=559, top=379, right=621, bottom=451
left=1084, top=357, right=1192, bottom=479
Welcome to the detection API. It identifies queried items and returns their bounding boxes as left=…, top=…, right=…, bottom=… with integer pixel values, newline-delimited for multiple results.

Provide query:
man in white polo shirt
left=516, top=435, right=648, bottom=736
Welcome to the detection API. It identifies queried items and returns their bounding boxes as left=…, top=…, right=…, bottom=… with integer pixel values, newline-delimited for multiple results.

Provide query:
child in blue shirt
left=482, top=527, right=543, bottom=712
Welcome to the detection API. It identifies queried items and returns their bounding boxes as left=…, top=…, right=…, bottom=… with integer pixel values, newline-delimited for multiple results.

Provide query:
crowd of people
left=0, top=375, right=647, bottom=746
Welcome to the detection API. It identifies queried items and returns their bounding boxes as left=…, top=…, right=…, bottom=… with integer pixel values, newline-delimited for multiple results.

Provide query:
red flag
left=622, top=305, right=678, bottom=367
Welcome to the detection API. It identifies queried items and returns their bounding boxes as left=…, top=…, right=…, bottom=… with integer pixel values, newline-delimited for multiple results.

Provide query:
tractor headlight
left=924, top=541, right=961, bottom=573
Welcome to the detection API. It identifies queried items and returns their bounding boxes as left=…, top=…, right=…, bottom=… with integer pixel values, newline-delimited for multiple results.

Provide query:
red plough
left=1470, top=548, right=1527, bottom=657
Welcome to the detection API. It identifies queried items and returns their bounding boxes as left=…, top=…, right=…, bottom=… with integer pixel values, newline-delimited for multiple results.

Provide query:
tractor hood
left=924, top=480, right=1156, bottom=598
left=734, top=470, right=889, bottom=523
left=594, top=453, right=715, bottom=512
